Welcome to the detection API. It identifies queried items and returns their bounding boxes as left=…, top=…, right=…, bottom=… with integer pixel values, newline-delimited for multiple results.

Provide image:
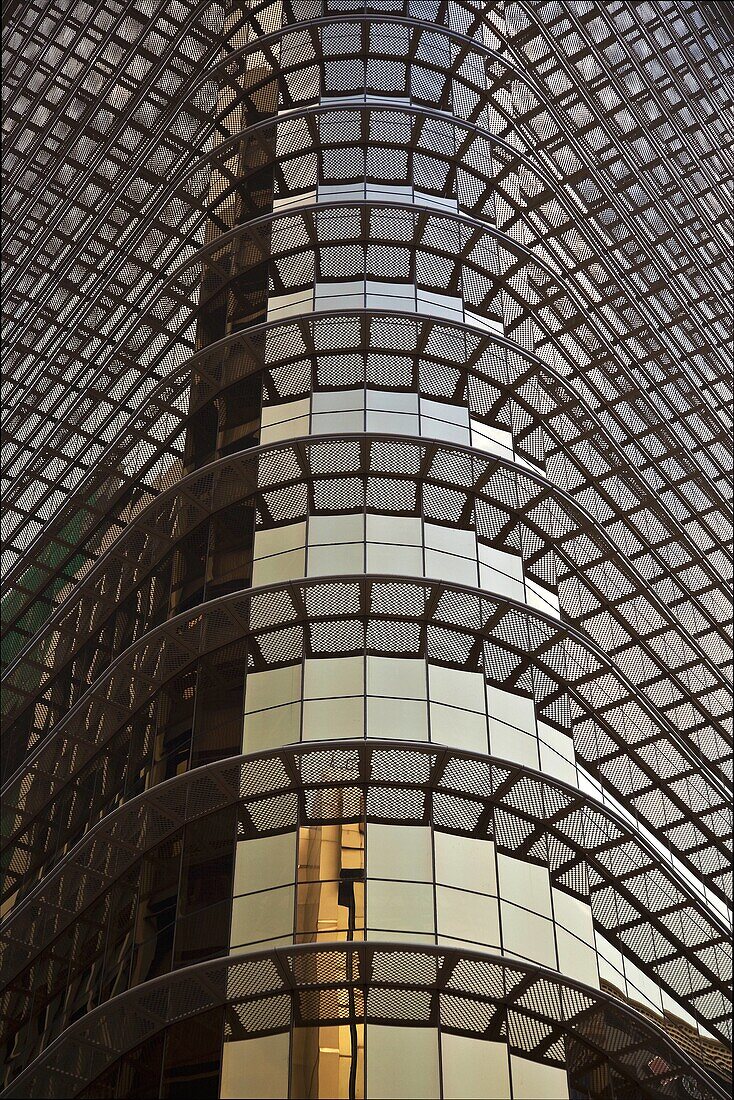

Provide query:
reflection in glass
left=293, top=821, right=365, bottom=1098
left=291, top=1024, right=365, bottom=1100
left=296, top=823, right=365, bottom=943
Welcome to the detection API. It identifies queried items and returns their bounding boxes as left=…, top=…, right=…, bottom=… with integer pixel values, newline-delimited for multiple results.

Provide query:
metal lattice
left=2, top=0, right=732, bottom=1096
left=1, top=743, right=730, bottom=1045
left=2, top=943, right=728, bottom=1100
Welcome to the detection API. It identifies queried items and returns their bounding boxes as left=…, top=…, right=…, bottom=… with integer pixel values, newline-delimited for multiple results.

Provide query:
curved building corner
left=1, top=2, right=732, bottom=1099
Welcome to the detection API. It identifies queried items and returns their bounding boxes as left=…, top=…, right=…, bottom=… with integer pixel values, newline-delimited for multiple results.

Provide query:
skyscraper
left=1, top=0, right=732, bottom=1097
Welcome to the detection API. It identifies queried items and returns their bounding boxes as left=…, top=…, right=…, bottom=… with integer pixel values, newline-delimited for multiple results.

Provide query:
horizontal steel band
left=5, top=84, right=730, bottom=700
left=4, top=574, right=730, bottom=915
left=2, top=7, right=524, bottom=564
left=5, top=195, right=729, bottom=625
left=4, top=17, right=730, bottom=598
left=7, top=2, right=729, bottom=391
left=3, top=0, right=732, bottom=1090
left=8, top=90, right=725, bottom=436
left=5, top=433, right=727, bottom=786
left=2, top=942, right=726, bottom=1100
left=1, top=742, right=730, bottom=1042
left=138, top=99, right=727, bottom=448
left=3, top=306, right=729, bottom=767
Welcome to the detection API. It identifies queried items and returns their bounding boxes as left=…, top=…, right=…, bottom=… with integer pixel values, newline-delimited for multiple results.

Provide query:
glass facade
left=1, top=2, right=732, bottom=1098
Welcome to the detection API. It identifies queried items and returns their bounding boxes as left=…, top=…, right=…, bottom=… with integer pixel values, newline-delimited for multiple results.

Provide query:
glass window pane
left=245, top=666, right=301, bottom=713
left=233, top=832, right=296, bottom=895
left=366, top=542, right=423, bottom=575
left=366, top=284, right=415, bottom=311
left=368, top=880, right=435, bottom=935
left=425, top=548, right=477, bottom=585
left=297, top=876, right=341, bottom=941
left=368, top=824, right=432, bottom=881
left=622, top=955, right=664, bottom=1015
left=367, top=656, right=426, bottom=699
left=510, top=1054, right=569, bottom=1099
left=309, top=514, right=365, bottom=544
left=556, top=926, right=600, bottom=989
left=430, top=701, right=487, bottom=752
left=267, top=288, right=314, bottom=319
left=308, top=542, right=363, bottom=576
left=417, top=290, right=464, bottom=320
left=368, top=696, right=428, bottom=741
left=297, top=824, right=365, bottom=943
left=479, top=563, right=525, bottom=601
left=365, top=514, right=422, bottom=545
left=441, top=1035, right=510, bottom=1100
left=421, top=418, right=470, bottom=444
left=501, top=902, right=557, bottom=968
left=538, top=722, right=576, bottom=785
left=436, top=886, right=500, bottom=948
left=312, top=411, right=365, bottom=434
left=367, top=1026, right=439, bottom=1099
left=221, top=1033, right=290, bottom=1099
left=242, top=701, right=301, bottom=753
left=312, top=389, right=365, bottom=414
left=424, top=524, right=475, bottom=556
left=260, top=415, right=311, bottom=445
left=486, top=686, right=536, bottom=734
left=595, top=932, right=626, bottom=995
left=253, top=522, right=307, bottom=558
left=552, top=890, right=594, bottom=946
left=303, top=697, right=364, bottom=740
left=230, top=885, right=294, bottom=948
left=251, top=547, right=306, bottom=586
left=304, top=657, right=364, bottom=698
left=429, top=665, right=485, bottom=712
left=252, top=523, right=307, bottom=585
left=261, top=398, right=311, bottom=429
left=478, top=543, right=523, bottom=578
left=489, top=718, right=539, bottom=769
left=470, top=420, right=514, bottom=457
left=366, top=411, right=419, bottom=434
left=498, top=856, right=552, bottom=917
left=434, top=833, right=496, bottom=894
left=315, top=283, right=366, bottom=311
left=366, top=390, right=418, bottom=414
left=291, top=1024, right=364, bottom=1100
left=526, top=577, right=561, bottom=615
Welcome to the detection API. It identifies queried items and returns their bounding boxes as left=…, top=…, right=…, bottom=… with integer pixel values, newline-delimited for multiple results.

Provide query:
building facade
left=1, top=1, right=732, bottom=1098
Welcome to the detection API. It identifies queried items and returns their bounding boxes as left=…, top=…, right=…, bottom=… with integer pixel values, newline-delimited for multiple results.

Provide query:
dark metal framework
left=3, top=743, right=730, bottom=1039
left=5, top=944, right=728, bottom=1100
left=2, top=1, right=732, bottom=1098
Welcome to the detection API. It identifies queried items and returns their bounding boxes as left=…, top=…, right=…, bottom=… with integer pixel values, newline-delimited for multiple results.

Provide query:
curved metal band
left=2, top=742, right=730, bottom=1041
left=3, top=9, right=514, bottom=465
left=5, top=21, right=730, bottom=594
left=164, top=100, right=729, bottom=430
left=3, top=576, right=730, bottom=924
left=22, top=90, right=723, bottom=422
left=2, top=942, right=726, bottom=1100
left=5, top=288, right=728, bottom=704
left=3, top=3, right=731, bottom=1095
left=2, top=305, right=730, bottom=765
left=5, top=428, right=727, bottom=753
left=100, top=196, right=734, bottom=538
left=5, top=193, right=729, bottom=619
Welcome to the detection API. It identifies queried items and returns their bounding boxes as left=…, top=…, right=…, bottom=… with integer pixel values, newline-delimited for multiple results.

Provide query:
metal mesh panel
left=3, top=0, right=732, bottom=1095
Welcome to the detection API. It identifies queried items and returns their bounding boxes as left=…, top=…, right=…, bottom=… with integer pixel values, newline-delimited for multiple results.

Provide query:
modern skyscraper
left=1, top=1, right=732, bottom=1097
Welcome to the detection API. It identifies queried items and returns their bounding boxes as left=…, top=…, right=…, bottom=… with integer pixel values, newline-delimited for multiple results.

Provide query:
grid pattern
left=3, top=944, right=728, bottom=1100
left=2, top=743, right=730, bottom=1044
left=2, top=1, right=732, bottom=1097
